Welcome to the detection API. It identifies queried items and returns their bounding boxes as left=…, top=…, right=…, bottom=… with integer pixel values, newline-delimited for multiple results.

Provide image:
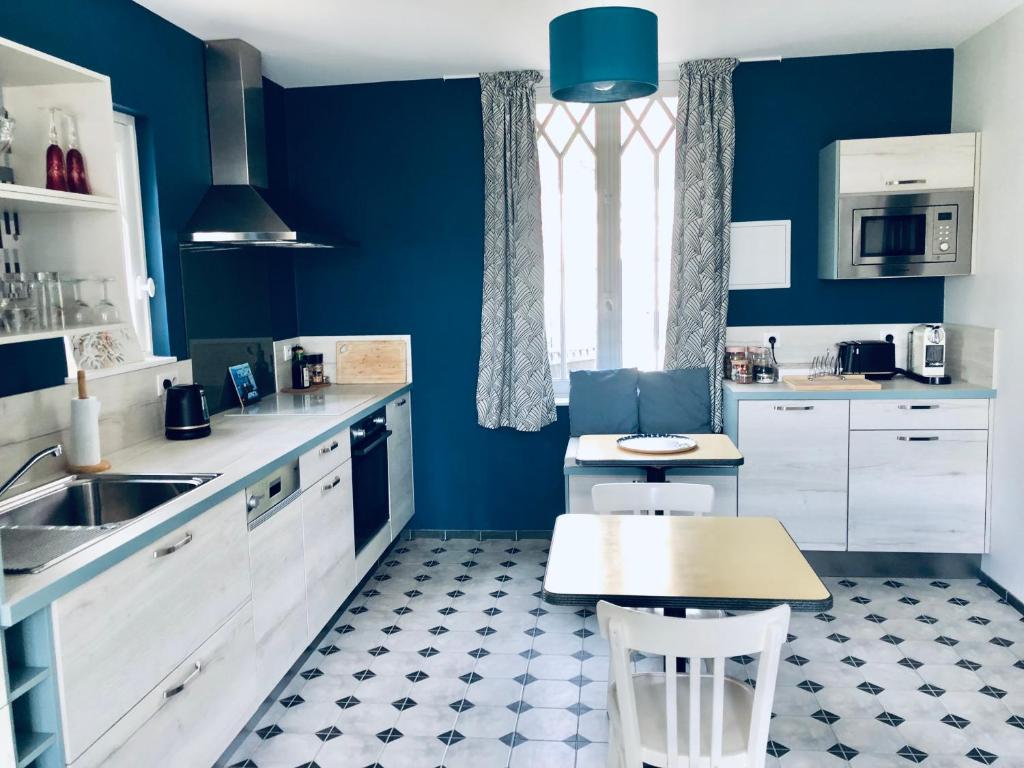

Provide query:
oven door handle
left=352, top=430, right=393, bottom=457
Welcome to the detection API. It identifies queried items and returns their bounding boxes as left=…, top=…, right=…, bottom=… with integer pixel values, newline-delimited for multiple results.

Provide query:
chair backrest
left=598, top=601, right=790, bottom=768
left=591, top=482, right=715, bottom=516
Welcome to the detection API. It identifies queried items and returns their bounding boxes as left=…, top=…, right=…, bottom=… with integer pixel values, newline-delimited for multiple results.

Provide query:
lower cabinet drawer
left=302, top=462, right=357, bottom=637
left=848, top=430, right=988, bottom=553
left=54, top=493, right=251, bottom=762
left=300, top=428, right=350, bottom=490
left=71, top=603, right=257, bottom=768
left=249, top=497, right=309, bottom=695
left=850, top=398, right=989, bottom=430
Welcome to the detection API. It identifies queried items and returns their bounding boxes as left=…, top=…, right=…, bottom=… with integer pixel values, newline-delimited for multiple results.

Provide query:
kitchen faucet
left=0, top=444, right=64, bottom=500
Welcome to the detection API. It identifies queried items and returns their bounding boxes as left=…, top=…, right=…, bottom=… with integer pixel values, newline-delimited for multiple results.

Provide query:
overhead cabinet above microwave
left=819, top=133, right=979, bottom=279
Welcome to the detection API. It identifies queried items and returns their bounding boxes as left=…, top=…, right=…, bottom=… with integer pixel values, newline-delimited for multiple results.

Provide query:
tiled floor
left=225, top=537, right=1024, bottom=768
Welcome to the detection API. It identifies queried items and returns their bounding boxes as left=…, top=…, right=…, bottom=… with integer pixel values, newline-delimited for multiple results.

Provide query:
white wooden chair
left=591, top=482, right=715, bottom=517
left=598, top=601, right=790, bottom=768
left=592, top=482, right=722, bottom=621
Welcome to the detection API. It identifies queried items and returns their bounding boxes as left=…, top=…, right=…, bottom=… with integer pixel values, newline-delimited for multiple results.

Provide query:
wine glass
left=64, top=279, right=95, bottom=326
left=95, top=278, right=120, bottom=323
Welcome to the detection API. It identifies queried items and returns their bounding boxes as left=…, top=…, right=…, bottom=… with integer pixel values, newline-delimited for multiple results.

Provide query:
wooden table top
left=543, top=514, right=833, bottom=612
left=575, top=434, right=743, bottom=467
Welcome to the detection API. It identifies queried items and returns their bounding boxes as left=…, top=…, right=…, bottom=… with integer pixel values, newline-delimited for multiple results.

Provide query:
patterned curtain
left=476, top=71, right=557, bottom=432
left=664, top=58, right=739, bottom=432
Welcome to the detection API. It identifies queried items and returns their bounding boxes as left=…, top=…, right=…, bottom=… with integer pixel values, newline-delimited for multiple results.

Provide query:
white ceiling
left=134, top=0, right=1022, bottom=88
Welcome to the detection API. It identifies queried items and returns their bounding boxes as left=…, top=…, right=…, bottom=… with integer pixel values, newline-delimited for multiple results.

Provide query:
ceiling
left=135, top=0, right=1022, bottom=88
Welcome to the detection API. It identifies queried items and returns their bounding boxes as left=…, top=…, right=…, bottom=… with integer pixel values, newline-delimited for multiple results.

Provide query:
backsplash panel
left=0, top=360, right=192, bottom=493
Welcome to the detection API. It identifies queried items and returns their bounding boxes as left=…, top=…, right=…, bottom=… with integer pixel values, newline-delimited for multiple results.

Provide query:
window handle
left=136, top=276, right=156, bottom=299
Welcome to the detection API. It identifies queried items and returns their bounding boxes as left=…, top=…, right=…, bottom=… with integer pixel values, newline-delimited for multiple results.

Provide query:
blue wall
left=3, top=0, right=211, bottom=360
left=286, top=50, right=955, bottom=531
left=729, top=50, right=953, bottom=326
left=286, top=79, right=571, bottom=532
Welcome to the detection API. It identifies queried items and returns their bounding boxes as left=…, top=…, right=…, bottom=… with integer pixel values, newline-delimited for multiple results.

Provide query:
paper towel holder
left=68, top=370, right=111, bottom=474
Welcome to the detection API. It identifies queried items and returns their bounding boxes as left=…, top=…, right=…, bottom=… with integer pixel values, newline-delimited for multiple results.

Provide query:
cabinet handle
left=319, top=440, right=340, bottom=455
left=885, top=178, right=928, bottom=186
left=898, top=435, right=940, bottom=441
left=323, top=476, right=341, bottom=492
left=898, top=404, right=938, bottom=410
left=395, top=398, right=407, bottom=406
left=774, top=405, right=814, bottom=411
left=163, top=662, right=202, bottom=699
left=153, top=532, right=193, bottom=559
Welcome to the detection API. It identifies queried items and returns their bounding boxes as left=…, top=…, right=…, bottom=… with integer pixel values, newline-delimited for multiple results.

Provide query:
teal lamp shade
left=549, top=6, right=658, bottom=103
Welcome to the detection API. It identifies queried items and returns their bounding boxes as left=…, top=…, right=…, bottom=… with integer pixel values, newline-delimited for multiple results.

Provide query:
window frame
left=112, top=111, right=154, bottom=355
left=536, top=73, right=680, bottom=402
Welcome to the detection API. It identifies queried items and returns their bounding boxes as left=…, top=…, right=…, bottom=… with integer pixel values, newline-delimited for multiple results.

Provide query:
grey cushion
left=568, top=368, right=640, bottom=437
left=638, top=368, right=712, bottom=434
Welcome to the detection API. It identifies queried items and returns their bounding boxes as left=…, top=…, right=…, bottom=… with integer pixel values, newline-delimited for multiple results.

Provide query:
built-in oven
left=833, top=189, right=973, bottom=279
left=245, top=458, right=300, bottom=530
left=351, top=407, right=392, bottom=553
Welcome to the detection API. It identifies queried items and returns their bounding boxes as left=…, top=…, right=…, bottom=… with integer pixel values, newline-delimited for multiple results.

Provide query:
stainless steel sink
left=0, top=473, right=219, bottom=574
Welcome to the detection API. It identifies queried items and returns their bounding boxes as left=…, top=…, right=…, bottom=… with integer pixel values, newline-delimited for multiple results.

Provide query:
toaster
left=836, top=340, right=897, bottom=380
left=164, top=384, right=211, bottom=440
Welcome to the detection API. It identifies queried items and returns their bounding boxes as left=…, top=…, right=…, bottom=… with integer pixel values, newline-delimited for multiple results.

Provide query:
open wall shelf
left=0, top=184, right=118, bottom=214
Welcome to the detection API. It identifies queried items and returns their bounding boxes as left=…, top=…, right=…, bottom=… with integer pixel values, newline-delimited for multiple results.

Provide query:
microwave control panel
left=933, top=207, right=957, bottom=255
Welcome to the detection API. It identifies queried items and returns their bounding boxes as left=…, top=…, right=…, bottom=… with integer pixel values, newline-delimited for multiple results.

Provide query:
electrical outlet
left=156, top=373, right=178, bottom=398
left=878, top=329, right=898, bottom=343
left=762, top=332, right=778, bottom=348
left=282, top=345, right=293, bottom=362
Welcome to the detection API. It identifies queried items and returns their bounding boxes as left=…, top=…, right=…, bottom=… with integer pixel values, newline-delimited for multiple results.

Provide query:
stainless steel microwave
left=820, top=189, right=974, bottom=279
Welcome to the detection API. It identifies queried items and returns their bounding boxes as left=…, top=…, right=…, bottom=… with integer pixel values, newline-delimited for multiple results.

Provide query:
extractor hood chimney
left=181, top=39, right=340, bottom=250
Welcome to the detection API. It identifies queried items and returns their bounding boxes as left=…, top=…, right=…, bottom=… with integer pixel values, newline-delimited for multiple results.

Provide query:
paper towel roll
left=69, top=396, right=102, bottom=468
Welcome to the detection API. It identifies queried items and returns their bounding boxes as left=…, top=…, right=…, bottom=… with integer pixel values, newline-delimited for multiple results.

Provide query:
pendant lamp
left=549, top=6, right=658, bottom=103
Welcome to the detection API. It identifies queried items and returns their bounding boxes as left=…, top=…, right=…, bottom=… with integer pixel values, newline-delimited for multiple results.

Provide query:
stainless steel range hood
left=181, top=39, right=339, bottom=251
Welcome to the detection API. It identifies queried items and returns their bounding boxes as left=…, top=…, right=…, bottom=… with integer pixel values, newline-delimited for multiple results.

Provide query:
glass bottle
left=45, top=108, right=68, bottom=192
left=65, top=113, right=90, bottom=195
left=749, top=345, right=777, bottom=384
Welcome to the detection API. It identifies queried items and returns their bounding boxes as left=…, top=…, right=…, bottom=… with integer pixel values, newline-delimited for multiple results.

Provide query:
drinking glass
left=64, top=279, right=95, bottom=326
left=95, top=278, right=120, bottom=324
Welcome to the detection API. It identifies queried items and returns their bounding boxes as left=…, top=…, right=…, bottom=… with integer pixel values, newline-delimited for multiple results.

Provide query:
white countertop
left=723, top=376, right=995, bottom=400
left=1, top=382, right=410, bottom=625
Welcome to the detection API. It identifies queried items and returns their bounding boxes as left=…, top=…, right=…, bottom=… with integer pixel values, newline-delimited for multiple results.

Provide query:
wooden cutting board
left=335, top=340, right=407, bottom=384
left=783, top=374, right=882, bottom=391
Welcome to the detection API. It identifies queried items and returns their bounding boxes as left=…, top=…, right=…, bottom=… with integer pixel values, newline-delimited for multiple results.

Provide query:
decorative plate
left=616, top=434, right=698, bottom=455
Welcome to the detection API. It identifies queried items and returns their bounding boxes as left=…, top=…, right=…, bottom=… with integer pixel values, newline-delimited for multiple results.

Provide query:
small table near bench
left=564, top=433, right=744, bottom=515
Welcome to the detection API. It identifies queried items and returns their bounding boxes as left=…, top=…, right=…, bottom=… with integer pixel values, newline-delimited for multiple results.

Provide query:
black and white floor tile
left=225, top=538, right=1024, bottom=767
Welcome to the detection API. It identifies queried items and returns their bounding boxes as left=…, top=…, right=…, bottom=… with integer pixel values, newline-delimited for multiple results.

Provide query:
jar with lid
left=748, top=345, right=777, bottom=384
left=309, top=353, right=325, bottom=386
left=731, top=357, right=753, bottom=384
left=724, top=346, right=747, bottom=380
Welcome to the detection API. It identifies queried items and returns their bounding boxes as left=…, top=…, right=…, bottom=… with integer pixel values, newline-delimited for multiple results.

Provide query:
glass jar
left=309, top=353, right=325, bottom=386
left=724, top=346, right=746, bottom=380
left=749, top=345, right=777, bottom=384
left=731, top=357, right=753, bottom=384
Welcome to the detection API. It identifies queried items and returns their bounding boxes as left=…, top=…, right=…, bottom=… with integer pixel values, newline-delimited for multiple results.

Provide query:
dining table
left=574, top=433, right=744, bottom=482
left=542, top=513, right=833, bottom=614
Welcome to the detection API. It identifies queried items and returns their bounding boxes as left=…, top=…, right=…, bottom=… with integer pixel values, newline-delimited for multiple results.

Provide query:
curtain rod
left=443, top=56, right=782, bottom=80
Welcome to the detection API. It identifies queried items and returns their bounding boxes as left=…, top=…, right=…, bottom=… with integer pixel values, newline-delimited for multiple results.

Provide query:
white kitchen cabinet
left=737, top=400, right=850, bottom=550
left=836, top=133, right=977, bottom=194
left=849, top=398, right=989, bottom=431
left=566, top=470, right=738, bottom=517
left=0, top=704, right=14, bottom=768
left=299, top=428, right=350, bottom=491
left=848, top=430, right=988, bottom=553
left=52, top=493, right=251, bottom=763
left=69, top=603, right=257, bottom=768
left=249, top=495, right=309, bottom=694
left=302, top=460, right=357, bottom=637
left=387, top=394, right=415, bottom=536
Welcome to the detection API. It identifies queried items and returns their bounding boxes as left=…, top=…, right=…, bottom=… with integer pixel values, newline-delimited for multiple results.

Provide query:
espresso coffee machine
left=907, top=324, right=948, bottom=383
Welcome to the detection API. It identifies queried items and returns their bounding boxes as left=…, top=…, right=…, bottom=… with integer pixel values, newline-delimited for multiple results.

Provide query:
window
left=537, top=79, right=679, bottom=398
left=112, top=112, right=154, bottom=354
